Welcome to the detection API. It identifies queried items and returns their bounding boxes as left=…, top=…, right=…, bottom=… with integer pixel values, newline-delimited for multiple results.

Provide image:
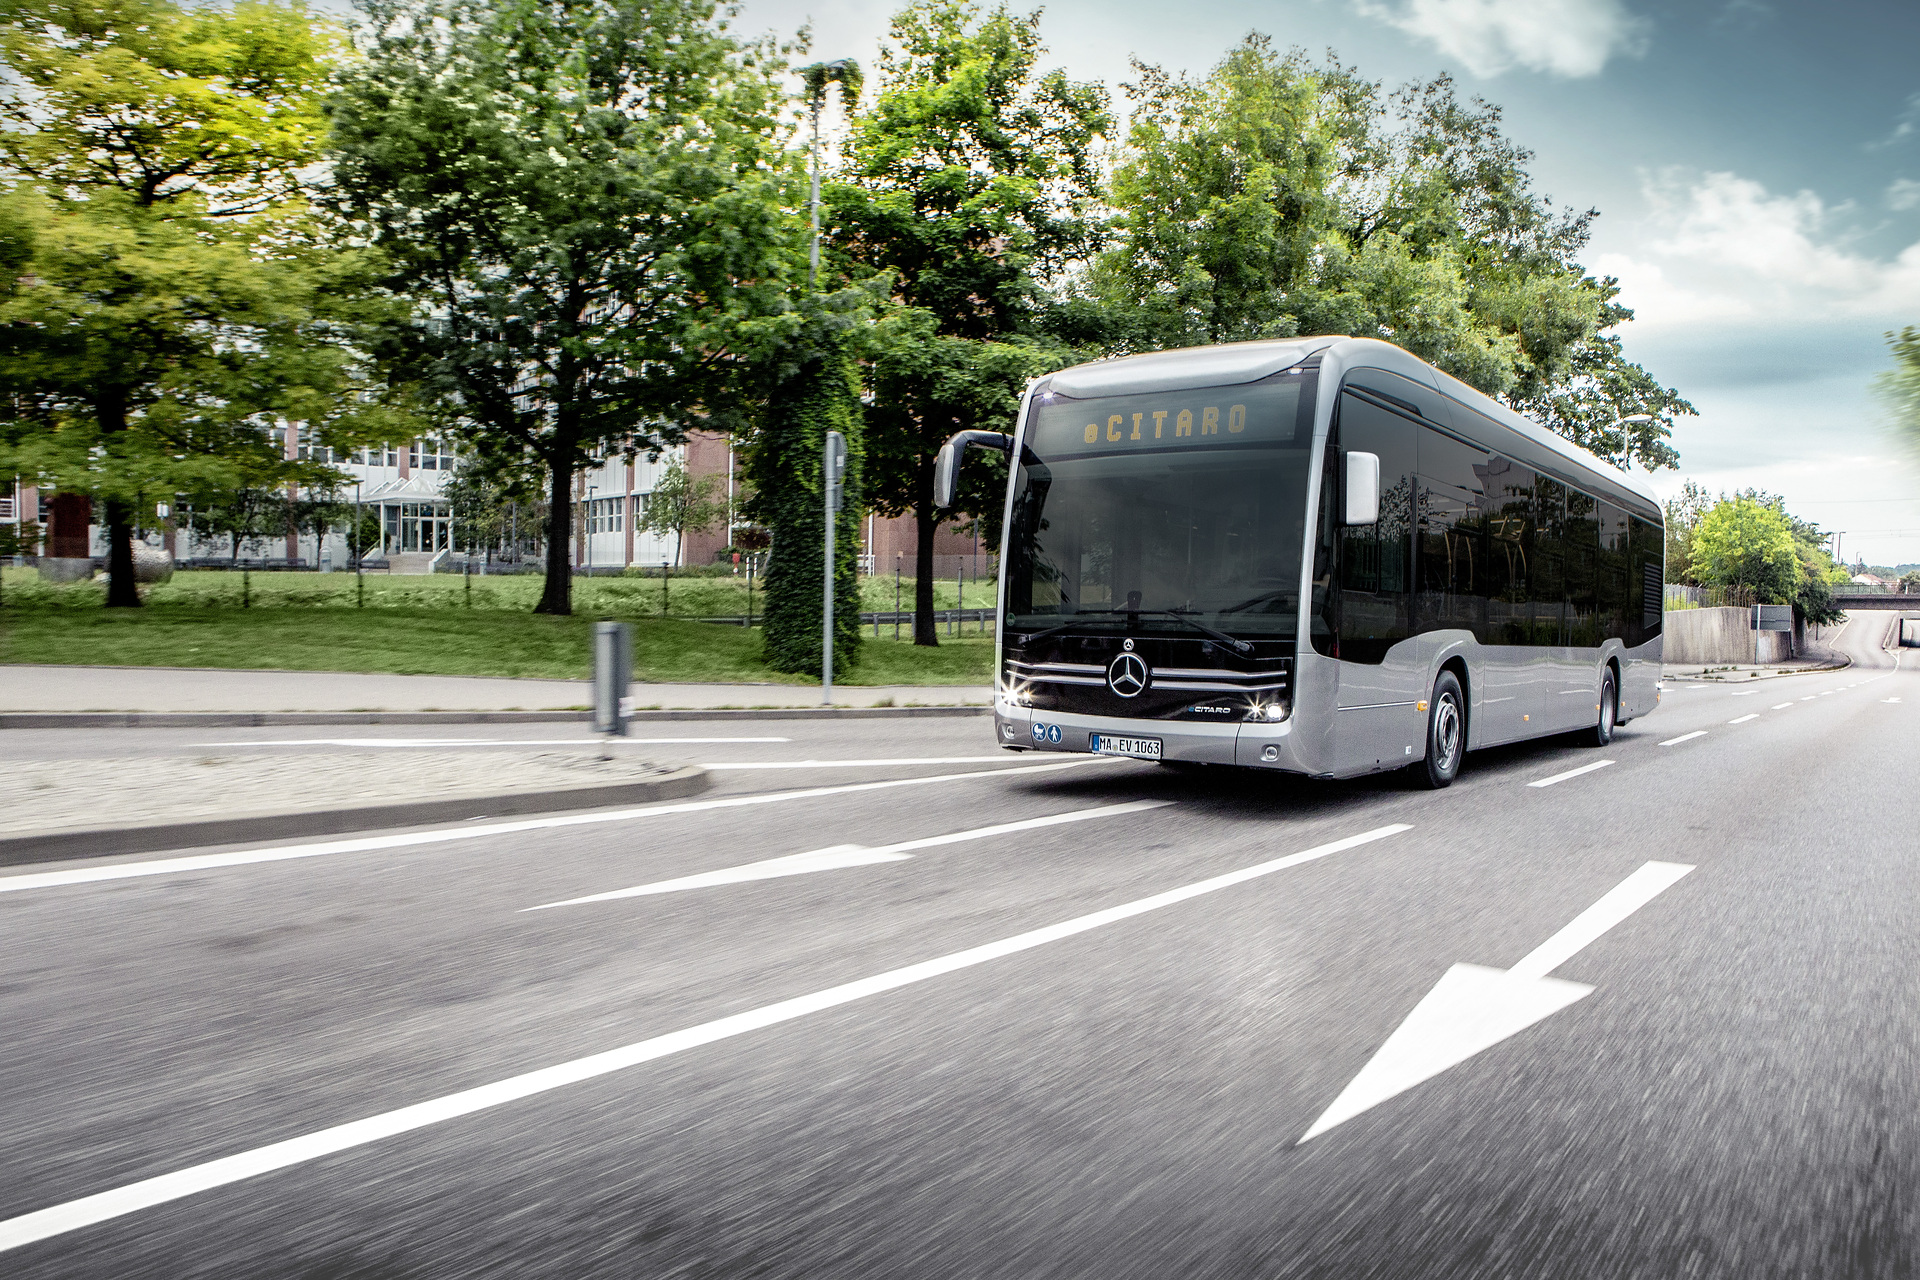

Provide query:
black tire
left=1589, top=668, right=1618, bottom=747
left=1417, top=671, right=1466, bottom=789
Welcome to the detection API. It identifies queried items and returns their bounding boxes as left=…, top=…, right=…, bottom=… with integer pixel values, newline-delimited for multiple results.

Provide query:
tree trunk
left=535, top=456, right=573, bottom=615
left=913, top=501, right=938, bottom=647
left=104, top=497, right=140, bottom=608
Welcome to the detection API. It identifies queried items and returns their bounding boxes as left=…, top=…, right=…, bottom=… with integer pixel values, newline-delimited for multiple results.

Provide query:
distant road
left=2, top=613, right=1914, bottom=1277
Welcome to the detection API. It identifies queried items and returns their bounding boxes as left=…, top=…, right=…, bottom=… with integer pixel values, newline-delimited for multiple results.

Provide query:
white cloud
left=1867, top=91, right=1920, bottom=150
left=1889, top=179, right=1920, bottom=212
left=1592, top=170, right=1920, bottom=327
left=1357, top=0, right=1649, bottom=78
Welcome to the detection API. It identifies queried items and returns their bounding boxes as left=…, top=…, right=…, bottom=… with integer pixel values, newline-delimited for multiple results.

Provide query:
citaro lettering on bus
left=1077, top=403, right=1251, bottom=448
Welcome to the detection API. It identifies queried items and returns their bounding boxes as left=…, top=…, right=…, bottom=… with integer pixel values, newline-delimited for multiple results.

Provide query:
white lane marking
left=1527, top=760, right=1614, bottom=788
left=1728, top=714, right=1759, bottom=724
left=1771, top=703, right=1793, bottom=710
left=1729, top=690, right=1761, bottom=696
left=525, top=801, right=1172, bottom=909
left=1885, top=697, right=1903, bottom=704
left=1819, top=691, right=1835, bottom=696
left=195, top=738, right=791, bottom=747
left=1800, top=696, right=1816, bottom=701
left=1658, top=731, right=1707, bottom=746
left=0, top=822, right=1415, bottom=1254
left=0, top=760, right=1115, bottom=897
left=1300, top=861, right=1694, bottom=1143
left=701, top=757, right=1011, bottom=769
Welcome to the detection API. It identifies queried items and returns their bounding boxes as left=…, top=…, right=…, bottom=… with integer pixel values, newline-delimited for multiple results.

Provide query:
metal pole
left=894, top=556, right=901, bottom=640
left=809, top=98, right=822, bottom=287
left=823, top=431, right=844, bottom=704
left=354, top=481, right=363, bottom=609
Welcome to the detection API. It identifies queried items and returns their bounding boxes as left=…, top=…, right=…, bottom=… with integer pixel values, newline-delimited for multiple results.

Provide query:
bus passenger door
left=1332, top=390, right=1424, bottom=773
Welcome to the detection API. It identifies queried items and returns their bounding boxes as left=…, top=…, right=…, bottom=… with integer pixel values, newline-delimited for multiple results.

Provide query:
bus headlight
left=1247, top=698, right=1291, bottom=723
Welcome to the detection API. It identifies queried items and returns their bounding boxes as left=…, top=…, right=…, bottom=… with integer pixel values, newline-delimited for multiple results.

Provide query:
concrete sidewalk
left=0, top=666, right=994, bottom=713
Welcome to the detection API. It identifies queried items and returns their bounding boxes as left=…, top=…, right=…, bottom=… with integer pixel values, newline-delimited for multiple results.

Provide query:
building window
left=358, top=446, right=400, bottom=468
left=410, top=438, right=456, bottom=470
left=585, top=497, right=624, bottom=534
left=296, top=427, right=333, bottom=465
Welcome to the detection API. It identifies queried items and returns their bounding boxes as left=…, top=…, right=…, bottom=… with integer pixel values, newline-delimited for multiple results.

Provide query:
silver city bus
left=934, top=336, right=1665, bottom=787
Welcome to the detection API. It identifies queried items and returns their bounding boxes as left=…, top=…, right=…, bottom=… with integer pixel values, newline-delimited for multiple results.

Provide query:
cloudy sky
left=736, top=0, right=1920, bottom=567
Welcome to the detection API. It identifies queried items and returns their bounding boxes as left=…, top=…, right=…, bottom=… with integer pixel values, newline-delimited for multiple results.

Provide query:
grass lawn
left=0, top=569, right=995, bottom=685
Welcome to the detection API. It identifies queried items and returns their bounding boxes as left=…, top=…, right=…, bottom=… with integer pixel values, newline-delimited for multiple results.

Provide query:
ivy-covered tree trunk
left=749, top=339, right=864, bottom=677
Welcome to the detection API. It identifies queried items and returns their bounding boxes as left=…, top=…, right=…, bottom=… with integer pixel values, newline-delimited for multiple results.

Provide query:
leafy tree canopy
left=1090, top=38, right=1690, bottom=469
left=327, top=0, right=800, bottom=614
left=1877, top=325, right=1920, bottom=451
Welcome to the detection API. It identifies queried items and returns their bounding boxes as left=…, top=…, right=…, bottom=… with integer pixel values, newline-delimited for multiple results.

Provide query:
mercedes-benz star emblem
left=1107, top=652, right=1149, bottom=698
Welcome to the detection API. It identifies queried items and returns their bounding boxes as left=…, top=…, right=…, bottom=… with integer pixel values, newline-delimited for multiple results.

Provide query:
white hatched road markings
left=1659, top=731, right=1707, bottom=747
left=525, top=801, right=1173, bottom=909
left=0, top=759, right=1117, bottom=897
left=196, top=737, right=792, bottom=748
left=0, top=822, right=1415, bottom=1255
left=1729, top=714, right=1759, bottom=724
left=1528, top=760, right=1614, bottom=788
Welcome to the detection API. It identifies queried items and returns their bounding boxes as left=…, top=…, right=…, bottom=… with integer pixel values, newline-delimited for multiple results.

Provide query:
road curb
left=0, top=764, right=711, bottom=867
left=0, top=705, right=992, bottom=730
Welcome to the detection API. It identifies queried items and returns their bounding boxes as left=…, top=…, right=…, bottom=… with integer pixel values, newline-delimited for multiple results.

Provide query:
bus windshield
left=1004, top=370, right=1320, bottom=640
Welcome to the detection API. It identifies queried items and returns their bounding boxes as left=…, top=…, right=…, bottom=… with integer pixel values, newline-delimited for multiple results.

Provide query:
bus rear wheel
left=1416, top=671, right=1465, bottom=789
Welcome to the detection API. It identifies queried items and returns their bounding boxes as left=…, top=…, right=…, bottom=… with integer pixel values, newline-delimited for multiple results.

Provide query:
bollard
left=593, top=619, right=632, bottom=743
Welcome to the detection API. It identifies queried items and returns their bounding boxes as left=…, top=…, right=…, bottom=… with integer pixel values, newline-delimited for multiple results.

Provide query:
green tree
left=826, top=0, right=1109, bottom=643
left=1093, top=41, right=1690, bottom=469
left=1662, top=479, right=1713, bottom=584
left=0, top=0, right=394, bottom=606
left=1690, top=496, right=1798, bottom=603
left=328, top=0, right=796, bottom=616
left=637, top=458, right=727, bottom=567
left=1878, top=326, right=1920, bottom=450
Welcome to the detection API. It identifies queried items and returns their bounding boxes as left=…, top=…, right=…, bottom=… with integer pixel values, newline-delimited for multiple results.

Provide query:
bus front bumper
left=993, top=693, right=1303, bottom=772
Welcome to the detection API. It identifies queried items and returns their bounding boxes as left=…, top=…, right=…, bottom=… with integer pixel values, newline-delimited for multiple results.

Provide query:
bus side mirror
left=1344, top=451, right=1380, bottom=526
left=934, top=439, right=961, bottom=510
left=933, top=430, right=1015, bottom=510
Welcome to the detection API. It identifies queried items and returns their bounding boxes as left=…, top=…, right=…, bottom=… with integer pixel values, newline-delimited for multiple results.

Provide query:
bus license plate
left=1090, top=734, right=1162, bottom=760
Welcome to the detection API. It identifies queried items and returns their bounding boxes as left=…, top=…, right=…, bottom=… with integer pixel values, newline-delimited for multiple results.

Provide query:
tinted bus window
left=1532, top=476, right=1569, bottom=645
left=1336, top=391, right=1416, bottom=662
left=1417, top=426, right=1488, bottom=638
left=1482, top=455, right=1531, bottom=645
left=1565, top=487, right=1601, bottom=647
left=1598, top=502, right=1630, bottom=641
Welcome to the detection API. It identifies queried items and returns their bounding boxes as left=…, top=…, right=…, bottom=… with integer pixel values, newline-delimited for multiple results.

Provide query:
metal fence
left=1665, top=583, right=1757, bottom=610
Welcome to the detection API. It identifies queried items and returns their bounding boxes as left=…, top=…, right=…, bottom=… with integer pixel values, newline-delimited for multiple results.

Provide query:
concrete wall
left=1663, top=607, right=1783, bottom=665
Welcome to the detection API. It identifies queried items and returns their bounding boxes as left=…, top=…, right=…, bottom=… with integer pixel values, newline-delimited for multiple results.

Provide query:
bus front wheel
left=1416, top=671, right=1466, bottom=790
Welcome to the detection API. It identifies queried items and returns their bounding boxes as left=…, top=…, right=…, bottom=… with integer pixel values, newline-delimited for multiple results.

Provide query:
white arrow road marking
left=0, top=822, right=1413, bottom=1255
left=523, top=801, right=1171, bottom=909
left=1658, top=731, right=1706, bottom=746
left=1729, top=713, right=1759, bottom=724
left=1526, top=760, right=1613, bottom=788
left=1298, top=860, right=1694, bottom=1144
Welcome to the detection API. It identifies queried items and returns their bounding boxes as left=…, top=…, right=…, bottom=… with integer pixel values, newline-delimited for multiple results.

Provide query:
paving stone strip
left=3, top=750, right=685, bottom=839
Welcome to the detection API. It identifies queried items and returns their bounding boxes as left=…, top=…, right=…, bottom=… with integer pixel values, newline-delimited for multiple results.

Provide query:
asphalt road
left=2, top=616, right=1915, bottom=1278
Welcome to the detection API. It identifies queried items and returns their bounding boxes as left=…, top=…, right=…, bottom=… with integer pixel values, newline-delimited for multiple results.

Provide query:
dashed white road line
left=1729, top=714, right=1759, bottom=724
left=525, top=801, right=1172, bottom=909
left=1659, top=731, right=1707, bottom=747
left=1771, top=703, right=1793, bottom=710
left=1528, top=760, right=1614, bottom=788
left=0, top=821, right=1415, bottom=1255
left=0, top=759, right=1115, bottom=897
left=1800, top=696, right=1816, bottom=702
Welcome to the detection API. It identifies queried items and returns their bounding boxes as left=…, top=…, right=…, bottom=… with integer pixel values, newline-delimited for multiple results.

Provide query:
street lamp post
left=798, top=60, right=862, bottom=287
left=585, top=482, right=597, bottom=579
left=1606, top=414, right=1655, bottom=469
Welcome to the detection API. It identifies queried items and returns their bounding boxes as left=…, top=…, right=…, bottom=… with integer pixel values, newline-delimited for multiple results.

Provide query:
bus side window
left=1597, top=501, right=1631, bottom=643
left=1416, top=425, right=1487, bottom=639
left=1482, top=455, right=1532, bottom=645
left=1532, top=476, right=1569, bottom=646
left=1335, top=391, right=1416, bottom=663
left=1565, top=487, right=1601, bottom=647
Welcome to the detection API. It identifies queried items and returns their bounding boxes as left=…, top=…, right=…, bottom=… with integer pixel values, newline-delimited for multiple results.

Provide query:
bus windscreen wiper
left=1017, top=608, right=1252, bottom=654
